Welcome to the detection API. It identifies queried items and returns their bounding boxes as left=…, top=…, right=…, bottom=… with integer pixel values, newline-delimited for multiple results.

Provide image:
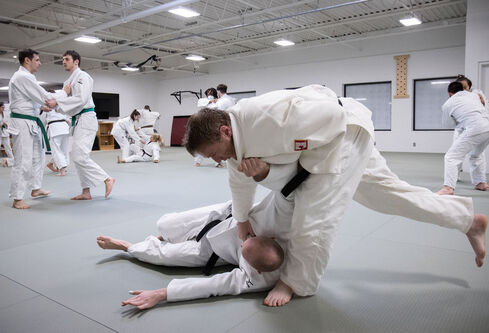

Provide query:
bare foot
left=117, top=156, right=121, bottom=164
left=1, top=159, right=7, bottom=167
left=71, top=189, right=92, bottom=200
left=264, top=279, right=293, bottom=307
left=466, top=214, right=488, bottom=267
left=56, top=168, right=66, bottom=177
left=12, top=199, right=29, bottom=209
left=216, top=163, right=224, bottom=168
left=96, top=236, right=131, bottom=251
left=46, top=161, right=58, bottom=172
left=195, top=163, right=201, bottom=167
left=436, top=186, right=454, bottom=195
left=474, top=182, right=489, bottom=191
left=31, top=189, right=51, bottom=198
left=105, top=177, right=115, bottom=198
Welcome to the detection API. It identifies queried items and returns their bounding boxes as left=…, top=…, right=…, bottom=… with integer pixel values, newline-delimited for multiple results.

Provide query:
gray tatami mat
left=1, top=148, right=488, bottom=332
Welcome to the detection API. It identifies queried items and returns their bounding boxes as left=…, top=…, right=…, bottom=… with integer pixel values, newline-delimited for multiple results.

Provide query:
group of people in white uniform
left=3, top=48, right=488, bottom=312
left=98, top=83, right=488, bottom=310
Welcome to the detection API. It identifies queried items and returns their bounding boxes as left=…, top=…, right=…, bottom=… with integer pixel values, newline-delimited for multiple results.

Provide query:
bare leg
left=12, top=199, right=29, bottom=209
left=117, top=155, right=122, bottom=164
left=466, top=214, right=488, bottom=267
left=31, top=188, right=51, bottom=198
left=264, top=279, right=294, bottom=307
left=436, top=185, right=454, bottom=195
left=56, top=167, right=66, bottom=177
left=71, top=187, right=92, bottom=200
left=46, top=161, right=58, bottom=172
left=474, top=182, right=489, bottom=191
left=97, top=236, right=132, bottom=251
left=105, top=177, right=116, bottom=198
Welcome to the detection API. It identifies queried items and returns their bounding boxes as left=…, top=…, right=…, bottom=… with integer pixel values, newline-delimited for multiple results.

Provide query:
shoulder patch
left=294, top=140, right=308, bottom=151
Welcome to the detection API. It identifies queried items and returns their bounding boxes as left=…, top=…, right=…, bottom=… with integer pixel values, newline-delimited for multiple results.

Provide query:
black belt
left=140, top=125, right=153, bottom=128
left=141, top=149, right=152, bottom=158
left=338, top=98, right=343, bottom=106
left=48, top=119, right=67, bottom=126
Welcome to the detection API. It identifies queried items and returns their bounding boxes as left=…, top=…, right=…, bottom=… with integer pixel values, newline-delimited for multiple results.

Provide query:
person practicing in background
left=195, top=88, right=218, bottom=167
left=137, top=105, right=160, bottom=139
left=117, top=133, right=162, bottom=164
left=7, top=49, right=70, bottom=209
left=111, top=109, right=145, bottom=160
left=0, top=102, right=14, bottom=167
left=452, top=75, right=489, bottom=179
left=213, top=84, right=236, bottom=110
left=45, top=50, right=115, bottom=200
left=45, top=107, right=71, bottom=176
left=97, top=161, right=296, bottom=309
left=184, top=84, right=488, bottom=307
left=437, top=81, right=489, bottom=195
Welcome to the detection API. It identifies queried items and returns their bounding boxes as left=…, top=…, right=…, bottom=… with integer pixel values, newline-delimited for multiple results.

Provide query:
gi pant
left=9, top=120, right=45, bottom=200
left=444, top=131, right=489, bottom=188
left=125, top=154, right=151, bottom=163
left=72, top=125, right=109, bottom=189
left=50, top=134, right=70, bottom=169
left=112, top=131, right=131, bottom=160
left=1, top=136, right=13, bottom=159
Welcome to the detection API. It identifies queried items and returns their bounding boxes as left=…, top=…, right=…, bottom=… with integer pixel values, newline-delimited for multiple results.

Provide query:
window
left=344, top=82, right=391, bottom=130
left=413, top=77, right=457, bottom=130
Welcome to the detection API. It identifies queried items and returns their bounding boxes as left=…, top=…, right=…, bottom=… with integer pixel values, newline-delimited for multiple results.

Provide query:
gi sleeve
left=152, top=145, right=160, bottom=162
left=166, top=267, right=274, bottom=302
left=12, top=74, right=51, bottom=106
left=441, top=99, right=456, bottom=128
left=227, top=158, right=257, bottom=222
left=125, top=122, right=141, bottom=142
left=56, top=73, right=93, bottom=116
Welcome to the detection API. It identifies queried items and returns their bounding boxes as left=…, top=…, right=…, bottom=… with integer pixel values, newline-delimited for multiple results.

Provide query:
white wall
left=156, top=45, right=465, bottom=153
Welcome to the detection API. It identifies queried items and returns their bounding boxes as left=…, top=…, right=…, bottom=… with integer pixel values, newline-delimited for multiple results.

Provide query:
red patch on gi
left=294, top=140, right=308, bottom=151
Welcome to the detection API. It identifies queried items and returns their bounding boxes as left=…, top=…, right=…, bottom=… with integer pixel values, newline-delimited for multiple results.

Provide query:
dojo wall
left=155, top=25, right=468, bottom=154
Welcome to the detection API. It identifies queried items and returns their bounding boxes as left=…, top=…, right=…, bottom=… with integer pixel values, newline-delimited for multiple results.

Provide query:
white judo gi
left=45, top=111, right=70, bottom=170
left=442, top=90, right=489, bottom=189
left=54, top=68, right=109, bottom=189
left=0, top=110, right=14, bottom=165
left=137, top=108, right=160, bottom=136
left=127, top=163, right=296, bottom=302
left=226, top=85, right=474, bottom=296
left=111, top=116, right=142, bottom=159
left=125, top=141, right=160, bottom=163
left=212, top=93, right=236, bottom=111
left=8, top=67, right=67, bottom=199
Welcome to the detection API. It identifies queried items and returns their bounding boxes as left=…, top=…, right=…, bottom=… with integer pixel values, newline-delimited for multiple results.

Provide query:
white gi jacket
left=226, top=84, right=374, bottom=222
left=112, top=117, right=141, bottom=142
left=213, top=94, right=235, bottom=110
left=46, top=111, right=70, bottom=138
left=128, top=141, right=160, bottom=162
left=442, top=91, right=489, bottom=135
left=138, top=108, right=160, bottom=128
left=0, top=112, right=11, bottom=137
left=165, top=164, right=297, bottom=302
left=55, top=67, right=98, bottom=132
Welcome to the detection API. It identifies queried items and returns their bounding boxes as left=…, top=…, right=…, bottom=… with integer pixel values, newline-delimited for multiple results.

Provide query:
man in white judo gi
left=437, top=81, right=489, bottom=195
left=137, top=105, right=160, bottom=138
left=0, top=102, right=14, bottom=167
left=97, top=161, right=296, bottom=308
left=45, top=50, right=115, bottom=200
left=184, top=84, right=488, bottom=306
left=214, top=84, right=236, bottom=111
left=45, top=109, right=71, bottom=176
left=8, top=49, right=69, bottom=209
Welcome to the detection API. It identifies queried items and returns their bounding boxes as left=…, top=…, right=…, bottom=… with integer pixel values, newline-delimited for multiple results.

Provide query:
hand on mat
left=238, top=157, right=270, bottom=182
left=238, top=220, right=256, bottom=242
left=122, top=289, right=167, bottom=310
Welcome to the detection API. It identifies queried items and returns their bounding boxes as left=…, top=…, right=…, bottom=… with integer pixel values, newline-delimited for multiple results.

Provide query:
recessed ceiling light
left=74, top=35, right=102, bottom=44
left=274, top=39, right=295, bottom=46
left=185, top=55, right=206, bottom=61
left=399, top=17, right=421, bottom=26
left=121, top=67, right=139, bottom=72
left=355, top=98, right=367, bottom=101
left=13, top=55, right=17, bottom=59
left=169, top=7, right=200, bottom=18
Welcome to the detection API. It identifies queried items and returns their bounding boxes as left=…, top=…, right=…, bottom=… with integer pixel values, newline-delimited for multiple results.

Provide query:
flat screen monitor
left=92, top=92, right=119, bottom=119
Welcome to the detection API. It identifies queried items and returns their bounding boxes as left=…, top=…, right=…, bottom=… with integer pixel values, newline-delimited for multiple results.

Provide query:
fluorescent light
left=274, top=39, right=295, bottom=46
left=355, top=98, right=367, bottom=101
left=74, top=35, right=102, bottom=44
left=0, top=86, right=8, bottom=91
left=431, top=81, right=451, bottom=85
left=37, top=81, right=46, bottom=85
left=13, top=55, right=17, bottom=59
left=399, top=17, right=421, bottom=26
left=169, top=7, right=200, bottom=18
left=121, top=67, right=139, bottom=72
left=185, top=55, right=206, bottom=61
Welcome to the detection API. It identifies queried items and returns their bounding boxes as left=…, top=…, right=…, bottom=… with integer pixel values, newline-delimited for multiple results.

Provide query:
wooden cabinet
left=97, top=121, right=114, bottom=150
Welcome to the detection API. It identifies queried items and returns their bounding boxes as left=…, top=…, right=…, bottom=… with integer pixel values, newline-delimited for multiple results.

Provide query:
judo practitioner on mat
left=45, top=50, right=115, bottom=200
left=184, top=84, right=487, bottom=306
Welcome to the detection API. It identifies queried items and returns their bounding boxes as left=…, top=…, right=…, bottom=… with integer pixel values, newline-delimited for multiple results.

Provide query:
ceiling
left=0, top=0, right=467, bottom=79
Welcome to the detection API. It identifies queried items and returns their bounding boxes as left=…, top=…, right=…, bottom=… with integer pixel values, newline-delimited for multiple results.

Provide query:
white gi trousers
left=125, top=153, right=151, bottom=163
left=9, top=120, right=45, bottom=200
left=1, top=136, right=13, bottom=159
left=72, top=125, right=109, bottom=189
left=112, top=131, right=131, bottom=160
left=50, top=134, right=70, bottom=169
left=444, top=131, right=489, bottom=188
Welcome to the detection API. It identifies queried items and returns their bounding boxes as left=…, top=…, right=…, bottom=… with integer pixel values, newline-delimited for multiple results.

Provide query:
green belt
left=10, top=112, right=51, bottom=151
left=71, top=107, right=95, bottom=126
